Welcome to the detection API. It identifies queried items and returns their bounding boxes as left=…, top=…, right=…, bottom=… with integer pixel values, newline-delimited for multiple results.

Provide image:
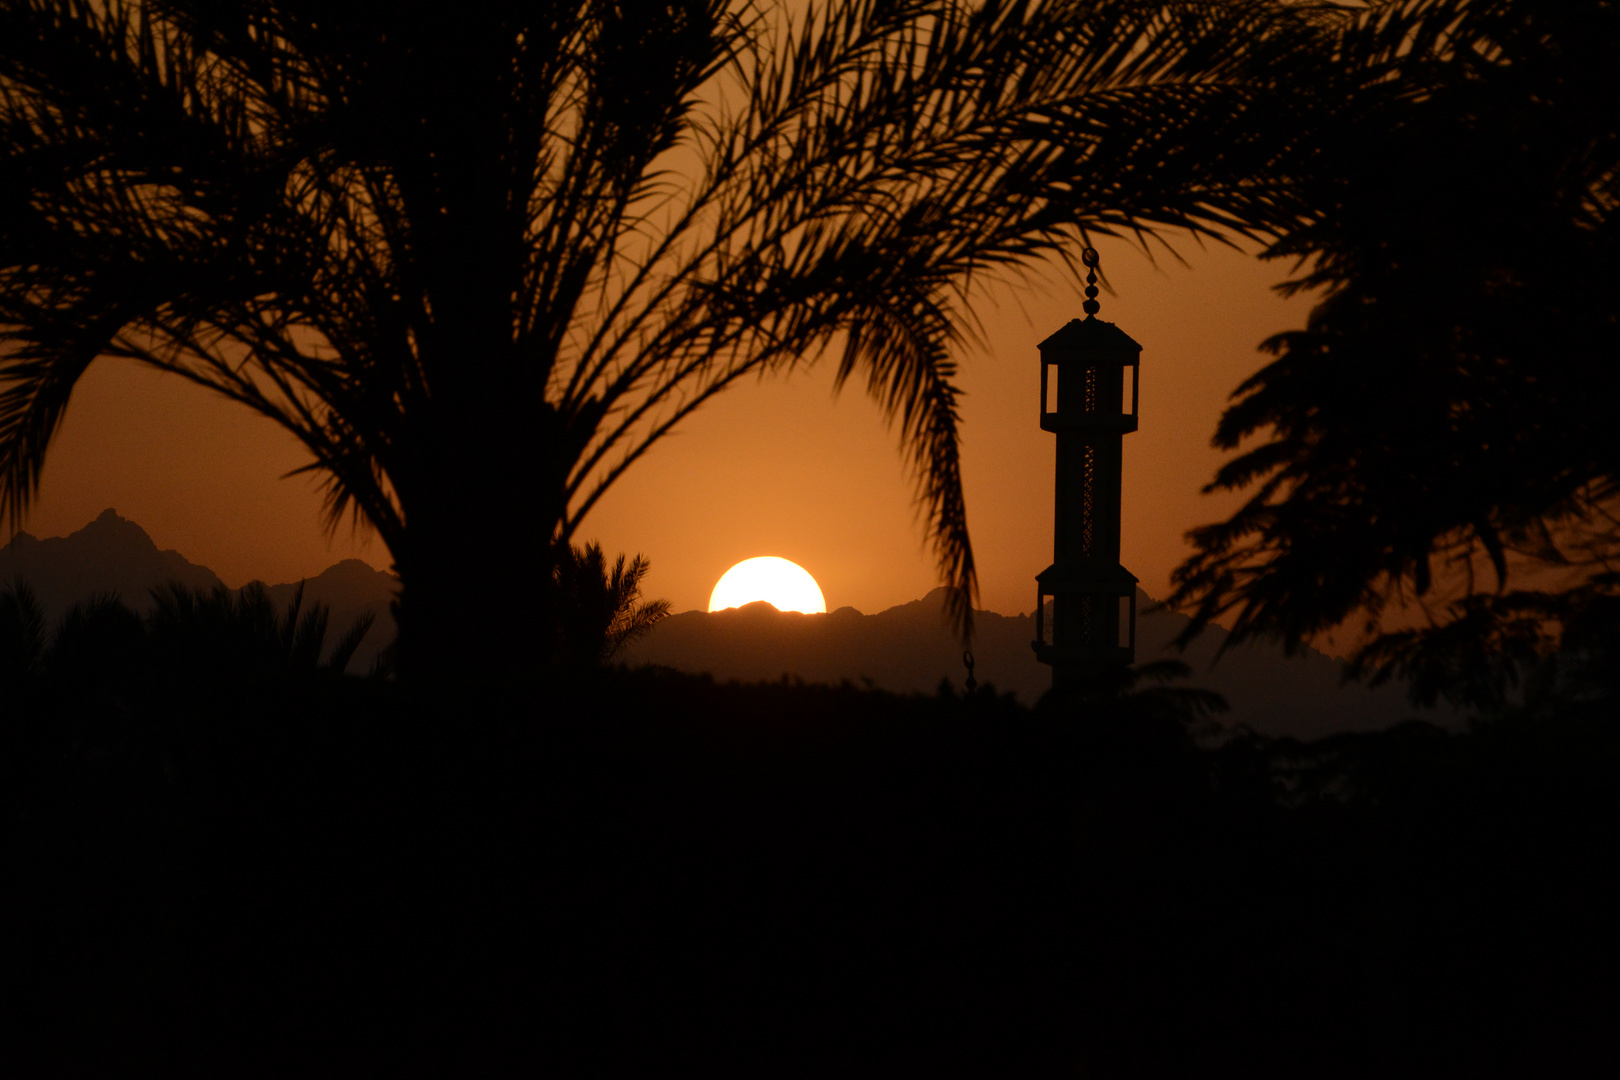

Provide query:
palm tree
left=1, top=0, right=1322, bottom=681
left=1166, top=0, right=1620, bottom=707
left=553, top=540, right=671, bottom=667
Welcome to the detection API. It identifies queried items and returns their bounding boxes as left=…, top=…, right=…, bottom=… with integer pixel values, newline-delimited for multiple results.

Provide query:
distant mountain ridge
left=0, top=509, right=397, bottom=673
left=0, top=508, right=224, bottom=617
left=5, top=511, right=1451, bottom=736
left=625, top=588, right=1455, bottom=740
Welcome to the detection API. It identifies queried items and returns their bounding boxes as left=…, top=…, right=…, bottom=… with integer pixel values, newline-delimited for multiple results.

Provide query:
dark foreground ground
left=2, top=659, right=1616, bottom=1076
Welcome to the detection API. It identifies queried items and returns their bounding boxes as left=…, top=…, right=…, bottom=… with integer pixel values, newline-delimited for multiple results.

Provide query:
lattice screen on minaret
left=1080, top=445, right=1095, bottom=556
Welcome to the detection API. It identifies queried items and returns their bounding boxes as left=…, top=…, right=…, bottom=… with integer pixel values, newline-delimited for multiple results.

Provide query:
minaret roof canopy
left=1036, top=563, right=1140, bottom=593
left=1038, top=316, right=1142, bottom=354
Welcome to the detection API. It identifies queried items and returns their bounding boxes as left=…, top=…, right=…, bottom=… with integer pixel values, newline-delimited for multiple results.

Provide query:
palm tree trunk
left=389, top=405, right=572, bottom=687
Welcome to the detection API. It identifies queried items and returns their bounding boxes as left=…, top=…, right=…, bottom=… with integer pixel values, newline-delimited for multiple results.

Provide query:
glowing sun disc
left=709, top=557, right=827, bottom=614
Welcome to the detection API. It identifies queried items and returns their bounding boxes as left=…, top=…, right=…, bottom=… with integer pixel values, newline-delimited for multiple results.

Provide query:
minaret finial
left=1082, top=246, right=1101, bottom=316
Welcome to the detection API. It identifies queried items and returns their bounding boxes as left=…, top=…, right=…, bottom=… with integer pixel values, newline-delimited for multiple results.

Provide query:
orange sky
left=15, top=237, right=1315, bottom=617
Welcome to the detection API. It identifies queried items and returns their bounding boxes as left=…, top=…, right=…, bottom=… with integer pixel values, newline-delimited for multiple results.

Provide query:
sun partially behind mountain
left=708, top=556, right=827, bottom=614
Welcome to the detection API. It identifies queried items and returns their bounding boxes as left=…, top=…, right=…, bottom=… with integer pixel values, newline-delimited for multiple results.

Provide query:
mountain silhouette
left=0, top=508, right=224, bottom=620
left=4, top=512, right=1451, bottom=734
left=625, top=587, right=1454, bottom=739
left=0, top=509, right=397, bottom=672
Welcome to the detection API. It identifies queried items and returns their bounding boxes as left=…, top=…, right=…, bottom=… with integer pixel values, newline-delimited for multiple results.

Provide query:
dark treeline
left=2, top=592, right=1613, bottom=1075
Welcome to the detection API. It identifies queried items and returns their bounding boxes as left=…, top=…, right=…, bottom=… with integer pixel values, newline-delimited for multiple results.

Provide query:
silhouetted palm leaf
left=326, top=609, right=377, bottom=677
left=0, top=577, right=45, bottom=680
left=147, top=579, right=371, bottom=676
left=554, top=539, right=671, bottom=665
left=603, top=554, right=672, bottom=662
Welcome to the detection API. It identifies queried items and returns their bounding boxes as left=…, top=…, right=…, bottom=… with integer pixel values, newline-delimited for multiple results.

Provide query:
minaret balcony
left=1039, top=412, right=1139, bottom=435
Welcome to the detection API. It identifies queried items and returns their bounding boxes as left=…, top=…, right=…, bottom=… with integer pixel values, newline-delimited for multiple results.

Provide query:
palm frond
left=0, top=576, right=47, bottom=677
left=325, top=610, right=376, bottom=675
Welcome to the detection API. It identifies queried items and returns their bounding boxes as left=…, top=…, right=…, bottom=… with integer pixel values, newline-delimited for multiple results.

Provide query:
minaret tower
left=1032, top=248, right=1140, bottom=687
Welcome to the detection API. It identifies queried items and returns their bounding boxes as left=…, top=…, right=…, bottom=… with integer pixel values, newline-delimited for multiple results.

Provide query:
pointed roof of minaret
left=1038, top=316, right=1142, bottom=353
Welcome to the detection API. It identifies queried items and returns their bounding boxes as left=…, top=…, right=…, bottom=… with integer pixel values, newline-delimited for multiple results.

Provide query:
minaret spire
left=1032, top=248, right=1140, bottom=688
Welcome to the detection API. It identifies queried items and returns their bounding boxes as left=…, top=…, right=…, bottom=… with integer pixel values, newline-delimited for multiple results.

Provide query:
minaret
left=1032, top=248, right=1140, bottom=687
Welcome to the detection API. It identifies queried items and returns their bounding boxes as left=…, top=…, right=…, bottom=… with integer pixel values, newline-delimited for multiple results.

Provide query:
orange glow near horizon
left=709, top=557, right=827, bottom=614
left=14, top=241, right=1317, bottom=615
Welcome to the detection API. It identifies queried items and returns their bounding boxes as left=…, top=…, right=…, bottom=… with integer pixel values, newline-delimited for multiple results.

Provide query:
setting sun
left=708, top=557, right=827, bottom=614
